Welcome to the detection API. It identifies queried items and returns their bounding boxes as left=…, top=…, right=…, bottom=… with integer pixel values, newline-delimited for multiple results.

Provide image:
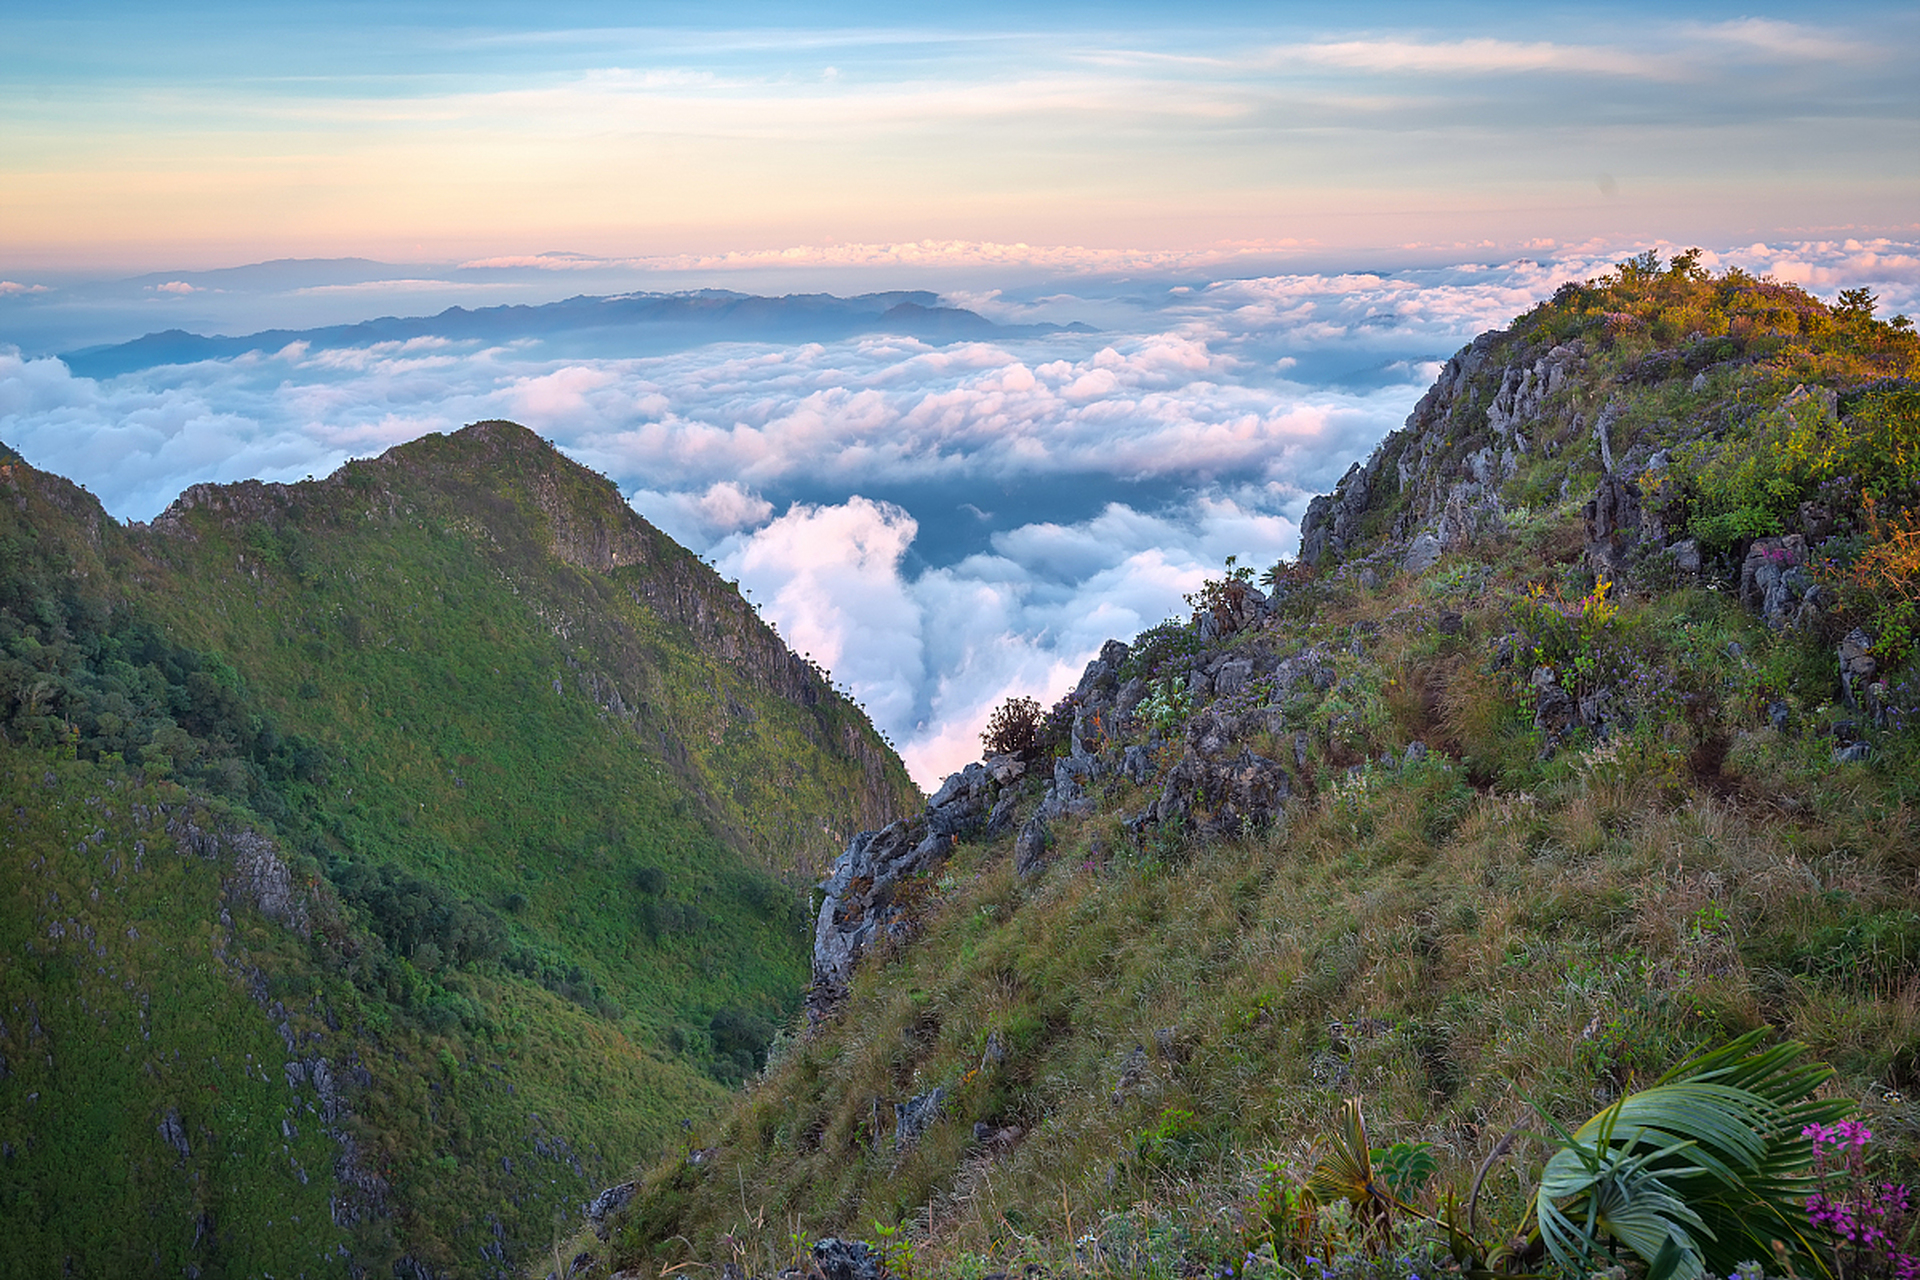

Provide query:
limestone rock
left=158, top=1107, right=191, bottom=1161
left=894, top=1086, right=947, bottom=1147
left=810, top=816, right=938, bottom=1021
left=584, top=1182, right=636, bottom=1241
left=1531, top=667, right=1577, bottom=744
left=1194, top=584, right=1271, bottom=642
left=1013, top=818, right=1050, bottom=877
left=1132, top=746, right=1290, bottom=841
left=1402, top=533, right=1443, bottom=575
left=810, top=1238, right=886, bottom=1280
left=1212, top=658, right=1255, bottom=698
left=1839, top=629, right=1879, bottom=708
left=1073, top=639, right=1131, bottom=703
left=983, top=792, right=1020, bottom=836
left=1583, top=474, right=1644, bottom=575
left=1299, top=461, right=1374, bottom=568
left=926, top=762, right=996, bottom=837
left=1740, top=536, right=1819, bottom=630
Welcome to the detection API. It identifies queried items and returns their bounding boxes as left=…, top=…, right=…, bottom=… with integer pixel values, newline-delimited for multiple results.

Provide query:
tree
left=1836, top=286, right=1878, bottom=321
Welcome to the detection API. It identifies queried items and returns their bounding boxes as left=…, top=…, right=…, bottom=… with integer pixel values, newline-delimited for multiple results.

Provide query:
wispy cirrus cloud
left=1686, top=17, right=1874, bottom=62
left=1279, top=38, right=1676, bottom=79
left=1262, top=18, right=1875, bottom=80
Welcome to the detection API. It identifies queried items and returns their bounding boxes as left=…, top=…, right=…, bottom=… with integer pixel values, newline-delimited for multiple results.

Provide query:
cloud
left=150, top=281, right=199, bottom=294
left=628, top=480, right=773, bottom=546
left=717, top=497, right=926, bottom=734
left=1285, top=38, right=1673, bottom=79
left=0, top=282, right=49, bottom=296
left=1687, top=18, right=1872, bottom=63
left=714, top=492, right=1298, bottom=787
left=1266, top=21, right=1875, bottom=82
left=9, top=240, right=1918, bottom=787
left=1712, top=240, right=1920, bottom=306
left=289, top=279, right=495, bottom=296
left=462, top=239, right=1321, bottom=277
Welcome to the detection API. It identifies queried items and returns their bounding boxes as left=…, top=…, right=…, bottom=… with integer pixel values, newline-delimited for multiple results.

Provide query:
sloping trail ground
left=0, top=423, right=917, bottom=1275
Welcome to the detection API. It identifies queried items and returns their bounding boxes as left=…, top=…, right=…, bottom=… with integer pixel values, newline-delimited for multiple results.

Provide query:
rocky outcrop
left=1132, top=747, right=1291, bottom=840
left=807, top=1238, right=887, bottom=1280
left=1302, top=335, right=1585, bottom=572
left=1839, top=628, right=1887, bottom=730
left=165, top=814, right=310, bottom=935
left=585, top=1182, right=637, bottom=1241
left=1299, top=459, right=1382, bottom=568
left=1583, top=475, right=1644, bottom=576
left=809, top=817, right=933, bottom=1022
left=810, top=755, right=1025, bottom=1022
left=893, top=1087, right=948, bottom=1148
left=1740, top=536, right=1824, bottom=632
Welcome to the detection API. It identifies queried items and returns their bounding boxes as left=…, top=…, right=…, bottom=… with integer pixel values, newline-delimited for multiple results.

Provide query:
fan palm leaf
left=1306, top=1098, right=1395, bottom=1237
left=1533, top=1031, right=1851, bottom=1280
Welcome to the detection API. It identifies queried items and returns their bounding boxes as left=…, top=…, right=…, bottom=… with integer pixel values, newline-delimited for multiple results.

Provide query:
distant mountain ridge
left=61, top=289, right=1097, bottom=377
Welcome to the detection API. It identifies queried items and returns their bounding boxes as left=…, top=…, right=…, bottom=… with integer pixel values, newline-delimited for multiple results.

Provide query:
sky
left=2, top=3, right=1918, bottom=788
left=4, top=2, right=1916, bottom=269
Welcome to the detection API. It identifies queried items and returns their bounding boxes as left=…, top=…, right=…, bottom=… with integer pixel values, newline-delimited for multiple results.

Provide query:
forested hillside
left=0, top=422, right=917, bottom=1276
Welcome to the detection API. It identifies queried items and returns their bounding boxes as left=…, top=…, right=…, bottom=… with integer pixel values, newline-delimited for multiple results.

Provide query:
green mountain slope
left=601, top=258, right=1920, bottom=1280
left=0, top=422, right=917, bottom=1276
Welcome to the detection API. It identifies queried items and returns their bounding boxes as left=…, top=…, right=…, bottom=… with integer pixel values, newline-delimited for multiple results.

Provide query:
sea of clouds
left=3, top=239, right=1915, bottom=787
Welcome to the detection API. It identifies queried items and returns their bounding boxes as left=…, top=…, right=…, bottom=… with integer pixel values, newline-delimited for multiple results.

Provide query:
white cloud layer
left=4, top=240, right=1915, bottom=789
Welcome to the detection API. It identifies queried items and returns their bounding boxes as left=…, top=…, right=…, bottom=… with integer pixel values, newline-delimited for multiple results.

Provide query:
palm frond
left=1533, top=1033, right=1851, bottom=1280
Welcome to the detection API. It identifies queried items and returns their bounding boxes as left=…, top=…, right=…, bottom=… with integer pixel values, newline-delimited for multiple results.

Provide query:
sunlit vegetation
left=0, top=423, right=915, bottom=1273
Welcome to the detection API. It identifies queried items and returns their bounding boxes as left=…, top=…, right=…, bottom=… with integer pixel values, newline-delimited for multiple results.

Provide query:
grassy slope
left=607, top=264, right=1920, bottom=1279
left=0, top=423, right=917, bottom=1275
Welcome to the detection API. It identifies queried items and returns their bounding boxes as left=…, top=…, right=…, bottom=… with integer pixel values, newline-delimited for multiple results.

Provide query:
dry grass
left=601, top=533, right=1920, bottom=1280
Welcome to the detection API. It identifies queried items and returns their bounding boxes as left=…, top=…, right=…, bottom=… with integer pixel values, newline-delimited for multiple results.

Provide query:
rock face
left=804, top=317, right=1894, bottom=1041
left=1301, top=335, right=1582, bottom=572
left=585, top=1182, right=636, bottom=1241
left=1402, top=533, right=1443, bottom=575
left=1299, top=459, right=1381, bottom=568
left=808, top=1238, right=886, bottom=1280
left=893, top=1087, right=948, bottom=1148
left=809, top=817, right=936, bottom=1022
left=1583, top=475, right=1644, bottom=576
left=1012, top=819, right=1050, bottom=877
left=1839, top=627, right=1885, bottom=727
left=1740, top=536, right=1823, bottom=631
left=1131, top=747, right=1290, bottom=841
left=810, top=754, right=1025, bottom=1022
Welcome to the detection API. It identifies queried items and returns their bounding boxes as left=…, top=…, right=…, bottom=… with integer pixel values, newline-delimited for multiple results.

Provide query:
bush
left=709, top=1007, right=777, bottom=1075
left=981, top=695, right=1042, bottom=761
left=1119, top=619, right=1202, bottom=682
